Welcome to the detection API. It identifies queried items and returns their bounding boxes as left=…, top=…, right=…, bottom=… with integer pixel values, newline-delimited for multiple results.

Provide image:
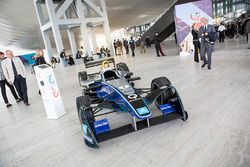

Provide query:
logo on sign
left=48, top=75, right=59, bottom=97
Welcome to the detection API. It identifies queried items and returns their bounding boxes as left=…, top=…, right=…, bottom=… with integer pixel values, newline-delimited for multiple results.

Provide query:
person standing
left=34, top=49, right=47, bottom=66
left=246, top=18, right=250, bottom=49
left=2, top=50, right=30, bottom=106
left=145, top=35, right=151, bottom=47
left=116, top=39, right=123, bottom=56
left=123, top=38, right=129, bottom=54
left=129, top=37, right=136, bottom=57
left=60, top=49, right=68, bottom=66
left=218, top=23, right=226, bottom=43
left=0, top=51, right=21, bottom=107
left=113, top=40, right=118, bottom=56
left=60, top=49, right=66, bottom=58
left=33, top=49, right=47, bottom=95
left=191, top=24, right=201, bottom=63
left=139, top=36, right=146, bottom=53
left=153, top=32, right=166, bottom=57
left=199, top=18, right=217, bottom=70
left=76, top=50, right=81, bottom=59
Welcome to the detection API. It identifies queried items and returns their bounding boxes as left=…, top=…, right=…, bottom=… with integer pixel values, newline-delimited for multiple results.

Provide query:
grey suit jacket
left=246, top=20, right=250, bottom=34
left=199, top=24, right=216, bottom=45
left=1, top=57, right=26, bottom=83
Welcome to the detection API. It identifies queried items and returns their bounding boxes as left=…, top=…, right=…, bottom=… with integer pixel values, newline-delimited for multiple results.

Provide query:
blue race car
left=76, top=58, right=188, bottom=148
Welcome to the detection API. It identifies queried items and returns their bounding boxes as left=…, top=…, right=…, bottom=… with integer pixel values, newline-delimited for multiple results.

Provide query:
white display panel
left=34, top=64, right=66, bottom=119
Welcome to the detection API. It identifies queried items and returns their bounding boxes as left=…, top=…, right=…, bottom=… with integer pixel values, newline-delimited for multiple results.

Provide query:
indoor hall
left=0, top=38, right=250, bottom=167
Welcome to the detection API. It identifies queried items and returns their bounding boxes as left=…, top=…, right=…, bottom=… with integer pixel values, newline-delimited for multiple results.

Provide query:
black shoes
left=16, top=99, right=22, bottom=103
left=201, top=63, right=207, bottom=68
left=208, top=66, right=211, bottom=70
left=24, top=102, right=30, bottom=106
left=6, top=103, right=12, bottom=108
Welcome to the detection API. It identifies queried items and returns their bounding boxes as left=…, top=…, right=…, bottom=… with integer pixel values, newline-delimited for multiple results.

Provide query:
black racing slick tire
left=78, top=71, right=87, bottom=86
left=181, top=111, right=189, bottom=121
left=151, top=77, right=173, bottom=108
left=116, top=62, right=129, bottom=72
left=76, top=95, right=94, bottom=124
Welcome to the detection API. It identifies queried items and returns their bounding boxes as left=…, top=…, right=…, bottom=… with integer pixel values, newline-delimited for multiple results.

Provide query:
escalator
left=136, top=0, right=199, bottom=45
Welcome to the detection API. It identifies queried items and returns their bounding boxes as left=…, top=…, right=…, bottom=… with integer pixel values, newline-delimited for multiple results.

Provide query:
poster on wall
left=174, top=0, right=213, bottom=56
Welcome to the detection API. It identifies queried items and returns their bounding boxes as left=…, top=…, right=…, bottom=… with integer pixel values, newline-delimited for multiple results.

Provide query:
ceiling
left=0, top=0, right=172, bottom=50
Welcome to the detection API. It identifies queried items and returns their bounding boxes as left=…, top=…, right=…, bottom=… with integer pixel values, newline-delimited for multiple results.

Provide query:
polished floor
left=0, top=38, right=250, bottom=167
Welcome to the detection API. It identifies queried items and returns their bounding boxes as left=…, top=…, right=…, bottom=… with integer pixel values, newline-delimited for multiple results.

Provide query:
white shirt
left=218, top=25, right=226, bottom=32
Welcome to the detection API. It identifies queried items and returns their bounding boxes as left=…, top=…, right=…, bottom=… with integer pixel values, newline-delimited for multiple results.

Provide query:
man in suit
left=2, top=50, right=30, bottom=106
left=153, top=32, right=166, bottom=57
left=199, top=18, right=216, bottom=70
left=0, top=51, right=21, bottom=107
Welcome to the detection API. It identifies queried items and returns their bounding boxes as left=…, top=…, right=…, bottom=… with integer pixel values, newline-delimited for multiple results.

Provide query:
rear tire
left=116, top=62, right=129, bottom=72
left=151, top=77, right=172, bottom=108
left=78, top=71, right=87, bottom=86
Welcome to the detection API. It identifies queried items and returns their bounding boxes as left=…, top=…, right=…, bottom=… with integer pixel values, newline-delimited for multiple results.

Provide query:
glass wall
left=213, top=0, right=250, bottom=17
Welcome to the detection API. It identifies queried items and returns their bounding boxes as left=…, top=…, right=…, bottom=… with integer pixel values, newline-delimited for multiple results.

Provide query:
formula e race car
left=76, top=58, right=188, bottom=148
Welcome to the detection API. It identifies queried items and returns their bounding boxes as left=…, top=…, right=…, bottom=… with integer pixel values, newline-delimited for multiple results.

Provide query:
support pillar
left=67, top=29, right=78, bottom=57
left=89, top=28, right=98, bottom=51
left=43, top=31, right=53, bottom=61
left=33, top=1, right=52, bottom=61
left=45, top=0, right=64, bottom=55
left=76, top=0, right=92, bottom=57
left=100, top=0, right=113, bottom=55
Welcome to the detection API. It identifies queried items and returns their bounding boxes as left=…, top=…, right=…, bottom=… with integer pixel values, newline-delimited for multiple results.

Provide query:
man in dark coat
left=153, top=32, right=166, bottom=57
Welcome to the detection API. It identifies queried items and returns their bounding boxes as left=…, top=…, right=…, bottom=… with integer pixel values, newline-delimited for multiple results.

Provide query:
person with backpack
left=199, top=18, right=217, bottom=70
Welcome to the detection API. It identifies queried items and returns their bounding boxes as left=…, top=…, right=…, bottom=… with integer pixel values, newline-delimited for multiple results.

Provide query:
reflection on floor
left=0, top=38, right=250, bottom=167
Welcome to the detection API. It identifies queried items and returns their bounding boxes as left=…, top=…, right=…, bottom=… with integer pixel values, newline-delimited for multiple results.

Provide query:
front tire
left=181, top=111, right=188, bottom=121
left=76, top=95, right=94, bottom=124
left=151, top=77, right=172, bottom=108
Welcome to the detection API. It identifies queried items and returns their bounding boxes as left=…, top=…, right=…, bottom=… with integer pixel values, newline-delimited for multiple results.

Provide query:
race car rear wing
left=85, top=57, right=115, bottom=69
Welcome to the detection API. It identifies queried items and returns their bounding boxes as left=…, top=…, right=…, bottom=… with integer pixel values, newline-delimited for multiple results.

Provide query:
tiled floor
left=0, top=38, right=250, bottom=167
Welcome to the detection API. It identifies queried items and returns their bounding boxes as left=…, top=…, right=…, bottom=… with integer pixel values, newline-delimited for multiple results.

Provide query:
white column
left=67, top=29, right=78, bottom=57
left=45, top=0, right=64, bottom=56
left=76, top=0, right=92, bottom=57
left=43, top=31, right=53, bottom=61
left=100, top=0, right=113, bottom=55
left=33, top=0, right=53, bottom=60
left=89, top=28, right=98, bottom=51
left=64, top=11, right=78, bottom=57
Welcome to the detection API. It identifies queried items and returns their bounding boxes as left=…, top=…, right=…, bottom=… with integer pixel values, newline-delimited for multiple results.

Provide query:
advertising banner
left=175, top=0, right=213, bottom=56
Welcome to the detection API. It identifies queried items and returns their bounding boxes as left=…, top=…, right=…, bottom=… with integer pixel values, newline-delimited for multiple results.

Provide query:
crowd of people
left=191, top=16, right=250, bottom=70
left=112, top=33, right=166, bottom=57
